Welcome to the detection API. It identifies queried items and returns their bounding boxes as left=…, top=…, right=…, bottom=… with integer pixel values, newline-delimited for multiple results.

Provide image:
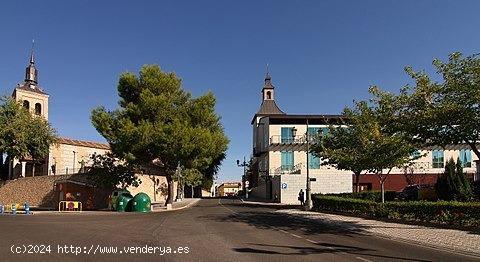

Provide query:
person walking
left=298, top=189, right=305, bottom=206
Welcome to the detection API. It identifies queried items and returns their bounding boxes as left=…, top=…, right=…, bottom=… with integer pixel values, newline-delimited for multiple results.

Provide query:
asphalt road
left=0, top=198, right=478, bottom=262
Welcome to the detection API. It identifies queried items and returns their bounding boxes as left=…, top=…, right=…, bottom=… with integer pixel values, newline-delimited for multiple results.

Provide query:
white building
left=249, top=73, right=479, bottom=204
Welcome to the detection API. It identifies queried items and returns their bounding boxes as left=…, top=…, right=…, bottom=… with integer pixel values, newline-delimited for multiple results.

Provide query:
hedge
left=325, top=191, right=397, bottom=202
left=312, top=194, right=480, bottom=228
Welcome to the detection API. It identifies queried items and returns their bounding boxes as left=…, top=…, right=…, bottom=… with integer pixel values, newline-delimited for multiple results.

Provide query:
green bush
left=312, top=194, right=480, bottom=228
left=436, top=158, right=473, bottom=201
left=325, top=191, right=397, bottom=202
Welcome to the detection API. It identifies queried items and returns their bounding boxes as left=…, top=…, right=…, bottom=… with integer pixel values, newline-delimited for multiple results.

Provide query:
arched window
left=23, top=100, right=30, bottom=110
left=266, top=91, right=272, bottom=99
left=35, top=103, right=41, bottom=115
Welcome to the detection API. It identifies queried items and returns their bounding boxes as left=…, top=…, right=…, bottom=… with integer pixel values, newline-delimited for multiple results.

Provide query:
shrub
left=436, top=158, right=473, bottom=201
left=312, top=194, right=480, bottom=228
left=325, top=191, right=397, bottom=202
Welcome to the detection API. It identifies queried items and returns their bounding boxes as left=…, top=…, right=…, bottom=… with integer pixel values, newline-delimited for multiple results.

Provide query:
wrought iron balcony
left=269, top=135, right=317, bottom=145
left=272, top=163, right=303, bottom=175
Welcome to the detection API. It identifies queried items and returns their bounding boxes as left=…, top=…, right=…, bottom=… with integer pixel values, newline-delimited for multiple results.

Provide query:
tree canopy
left=91, top=65, right=229, bottom=204
left=0, top=97, right=56, bottom=179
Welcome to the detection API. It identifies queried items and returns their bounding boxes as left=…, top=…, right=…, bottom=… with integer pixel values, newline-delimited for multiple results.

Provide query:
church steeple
left=25, top=41, right=38, bottom=86
left=262, top=69, right=275, bottom=101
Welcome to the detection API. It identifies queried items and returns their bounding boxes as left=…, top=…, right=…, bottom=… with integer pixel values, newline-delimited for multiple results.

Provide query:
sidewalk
left=277, top=209, right=480, bottom=257
left=239, top=196, right=299, bottom=207
left=152, top=198, right=200, bottom=212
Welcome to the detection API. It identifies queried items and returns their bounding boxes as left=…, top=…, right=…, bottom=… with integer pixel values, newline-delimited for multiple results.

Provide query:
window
left=266, top=91, right=271, bottom=99
left=432, top=150, right=444, bottom=168
left=281, top=151, right=294, bottom=171
left=459, top=149, right=472, bottom=168
left=321, top=127, right=329, bottom=135
left=281, top=127, right=294, bottom=143
left=308, top=152, right=320, bottom=169
left=411, top=150, right=421, bottom=159
left=23, top=100, right=30, bottom=110
left=35, top=103, right=41, bottom=115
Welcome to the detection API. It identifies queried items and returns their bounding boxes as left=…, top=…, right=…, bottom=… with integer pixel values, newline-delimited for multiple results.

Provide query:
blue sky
left=1, top=1, right=479, bottom=183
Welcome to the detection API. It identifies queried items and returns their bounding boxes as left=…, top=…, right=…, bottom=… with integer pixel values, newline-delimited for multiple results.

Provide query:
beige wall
left=127, top=174, right=177, bottom=204
left=49, top=143, right=109, bottom=175
left=14, top=88, right=49, bottom=120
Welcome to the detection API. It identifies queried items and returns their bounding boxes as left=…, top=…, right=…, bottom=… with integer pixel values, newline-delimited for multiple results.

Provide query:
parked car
left=399, top=184, right=436, bottom=201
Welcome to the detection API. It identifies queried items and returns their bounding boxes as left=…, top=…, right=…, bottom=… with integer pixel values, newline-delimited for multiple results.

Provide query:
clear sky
left=1, top=1, right=479, bottom=183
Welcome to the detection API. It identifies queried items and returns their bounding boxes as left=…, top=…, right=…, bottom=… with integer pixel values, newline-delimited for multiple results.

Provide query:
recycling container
left=116, top=193, right=133, bottom=212
left=132, top=193, right=151, bottom=213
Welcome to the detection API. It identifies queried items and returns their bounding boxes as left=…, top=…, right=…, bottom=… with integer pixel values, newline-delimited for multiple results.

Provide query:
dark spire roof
left=25, top=42, right=38, bottom=85
left=256, top=100, right=285, bottom=115
left=263, top=72, right=274, bottom=89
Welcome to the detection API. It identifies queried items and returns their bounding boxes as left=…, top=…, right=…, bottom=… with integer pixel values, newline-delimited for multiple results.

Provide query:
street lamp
left=175, top=162, right=183, bottom=201
left=292, top=121, right=312, bottom=210
left=237, top=157, right=249, bottom=199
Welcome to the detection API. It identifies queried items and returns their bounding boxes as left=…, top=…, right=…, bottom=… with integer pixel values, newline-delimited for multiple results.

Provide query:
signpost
left=245, top=181, right=249, bottom=199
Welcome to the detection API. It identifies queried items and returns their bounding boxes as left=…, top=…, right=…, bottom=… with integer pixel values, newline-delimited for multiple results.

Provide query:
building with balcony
left=249, top=72, right=479, bottom=204
left=249, top=73, right=353, bottom=204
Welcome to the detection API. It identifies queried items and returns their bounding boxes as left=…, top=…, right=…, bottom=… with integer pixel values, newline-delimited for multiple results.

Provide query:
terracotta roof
left=57, top=137, right=110, bottom=150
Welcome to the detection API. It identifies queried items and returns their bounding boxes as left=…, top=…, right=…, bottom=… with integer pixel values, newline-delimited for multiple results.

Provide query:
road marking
left=356, top=257, right=373, bottom=262
left=305, top=239, right=318, bottom=244
left=290, top=233, right=302, bottom=239
left=218, top=198, right=238, bottom=214
left=279, top=229, right=289, bottom=234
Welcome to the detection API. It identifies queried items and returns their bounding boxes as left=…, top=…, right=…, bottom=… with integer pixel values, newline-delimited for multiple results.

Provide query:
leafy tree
left=0, top=97, right=56, bottom=179
left=387, top=53, right=480, bottom=160
left=312, top=90, right=417, bottom=202
left=91, top=65, right=228, bottom=204
left=87, top=153, right=140, bottom=190
left=183, top=168, right=203, bottom=198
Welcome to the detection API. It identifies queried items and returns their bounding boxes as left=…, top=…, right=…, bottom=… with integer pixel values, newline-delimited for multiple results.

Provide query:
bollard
left=0, top=204, right=4, bottom=214
left=11, top=204, right=17, bottom=215
left=24, top=202, right=31, bottom=215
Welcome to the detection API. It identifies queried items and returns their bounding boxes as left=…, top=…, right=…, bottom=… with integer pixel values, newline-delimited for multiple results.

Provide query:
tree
left=311, top=106, right=375, bottom=193
left=436, top=158, right=472, bottom=201
left=183, top=168, right=203, bottom=198
left=87, top=153, right=140, bottom=190
left=390, top=53, right=480, bottom=160
left=91, top=65, right=229, bottom=205
left=0, top=97, right=56, bottom=179
left=312, top=89, right=417, bottom=202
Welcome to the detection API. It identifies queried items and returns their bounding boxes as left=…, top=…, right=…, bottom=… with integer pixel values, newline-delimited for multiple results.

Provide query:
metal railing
left=269, top=135, right=317, bottom=145
left=272, top=163, right=303, bottom=175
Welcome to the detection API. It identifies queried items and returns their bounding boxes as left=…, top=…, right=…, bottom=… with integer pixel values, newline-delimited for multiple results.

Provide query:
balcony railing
left=270, top=135, right=317, bottom=144
left=272, top=163, right=303, bottom=175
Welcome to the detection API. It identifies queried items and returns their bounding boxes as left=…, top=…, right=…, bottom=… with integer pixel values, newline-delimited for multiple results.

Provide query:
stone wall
left=127, top=174, right=177, bottom=204
left=0, top=175, right=71, bottom=208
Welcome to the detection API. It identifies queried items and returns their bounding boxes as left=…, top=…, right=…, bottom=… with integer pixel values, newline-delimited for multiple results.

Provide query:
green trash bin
left=116, top=193, right=133, bottom=212
left=132, top=193, right=151, bottom=213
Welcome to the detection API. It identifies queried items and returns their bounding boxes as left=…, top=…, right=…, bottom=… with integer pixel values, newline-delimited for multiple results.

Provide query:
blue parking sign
left=281, top=183, right=287, bottom=189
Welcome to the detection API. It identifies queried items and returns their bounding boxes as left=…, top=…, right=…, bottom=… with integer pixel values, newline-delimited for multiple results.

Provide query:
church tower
left=12, top=47, right=49, bottom=120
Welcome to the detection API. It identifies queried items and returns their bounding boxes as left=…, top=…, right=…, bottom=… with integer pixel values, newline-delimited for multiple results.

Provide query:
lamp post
left=237, top=157, right=249, bottom=199
left=292, top=120, right=312, bottom=210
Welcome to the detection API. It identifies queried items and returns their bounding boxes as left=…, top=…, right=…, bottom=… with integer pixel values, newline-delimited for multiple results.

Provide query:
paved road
left=0, top=198, right=478, bottom=262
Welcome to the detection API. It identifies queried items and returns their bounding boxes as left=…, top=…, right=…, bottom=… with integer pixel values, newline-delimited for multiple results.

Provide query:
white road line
left=305, top=239, right=318, bottom=244
left=356, top=257, right=373, bottom=262
left=218, top=198, right=238, bottom=214
left=290, top=233, right=302, bottom=239
left=279, top=229, right=289, bottom=234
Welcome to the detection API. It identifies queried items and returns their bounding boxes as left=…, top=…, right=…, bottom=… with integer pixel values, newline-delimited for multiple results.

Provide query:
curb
left=277, top=209, right=480, bottom=259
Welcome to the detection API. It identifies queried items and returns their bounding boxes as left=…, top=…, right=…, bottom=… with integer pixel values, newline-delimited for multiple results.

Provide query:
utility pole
left=305, top=118, right=312, bottom=210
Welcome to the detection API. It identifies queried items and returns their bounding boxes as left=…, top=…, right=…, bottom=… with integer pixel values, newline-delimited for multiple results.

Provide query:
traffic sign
left=281, top=183, right=287, bottom=189
left=245, top=181, right=250, bottom=187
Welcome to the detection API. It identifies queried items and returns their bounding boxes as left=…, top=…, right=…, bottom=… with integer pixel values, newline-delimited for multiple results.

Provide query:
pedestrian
left=298, top=189, right=305, bottom=206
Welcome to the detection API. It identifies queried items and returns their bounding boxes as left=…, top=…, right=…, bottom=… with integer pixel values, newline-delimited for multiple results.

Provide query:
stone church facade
left=9, top=50, right=109, bottom=179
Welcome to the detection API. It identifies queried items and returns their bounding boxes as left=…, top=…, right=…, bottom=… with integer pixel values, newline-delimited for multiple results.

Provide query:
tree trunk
left=468, top=142, right=480, bottom=160
left=191, top=185, right=194, bottom=198
left=165, top=174, right=174, bottom=205
left=354, top=172, right=360, bottom=193
left=380, top=181, right=385, bottom=203
left=32, top=159, right=35, bottom=177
